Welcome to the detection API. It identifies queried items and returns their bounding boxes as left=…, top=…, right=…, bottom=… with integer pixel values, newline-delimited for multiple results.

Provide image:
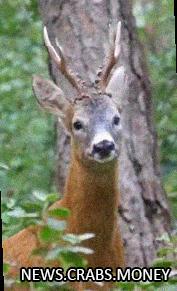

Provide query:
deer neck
left=63, top=150, right=120, bottom=246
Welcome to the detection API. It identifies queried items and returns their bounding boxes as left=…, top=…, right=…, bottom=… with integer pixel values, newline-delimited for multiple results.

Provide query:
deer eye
left=73, top=120, right=83, bottom=130
left=113, top=115, right=120, bottom=126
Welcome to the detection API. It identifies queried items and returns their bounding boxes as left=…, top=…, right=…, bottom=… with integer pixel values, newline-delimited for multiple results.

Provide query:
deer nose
left=93, top=140, right=115, bottom=157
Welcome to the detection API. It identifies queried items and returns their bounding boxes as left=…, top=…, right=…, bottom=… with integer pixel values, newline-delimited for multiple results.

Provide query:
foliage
left=134, top=0, right=177, bottom=224
left=3, top=192, right=94, bottom=289
left=114, top=232, right=177, bottom=290
left=1, top=0, right=176, bottom=208
left=1, top=0, right=176, bottom=209
left=3, top=192, right=177, bottom=289
left=0, top=0, right=56, bottom=199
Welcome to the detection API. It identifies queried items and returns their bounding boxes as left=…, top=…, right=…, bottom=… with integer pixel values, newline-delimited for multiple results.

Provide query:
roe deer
left=3, top=22, right=128, bottom=290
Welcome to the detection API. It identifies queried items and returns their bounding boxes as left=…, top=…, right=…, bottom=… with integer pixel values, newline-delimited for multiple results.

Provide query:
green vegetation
left=0, top=0, right=55, bottom=202
left=3, top=192, right=94, bottom=290
left=3, top=192, right=177, bottom=289
left=134, top=0, right=177, bottom=222
left=116, top=232, right=177, bottom=290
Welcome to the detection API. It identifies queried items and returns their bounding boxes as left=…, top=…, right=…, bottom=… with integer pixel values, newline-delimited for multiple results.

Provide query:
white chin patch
left=93, top=153, right=116, bottom=163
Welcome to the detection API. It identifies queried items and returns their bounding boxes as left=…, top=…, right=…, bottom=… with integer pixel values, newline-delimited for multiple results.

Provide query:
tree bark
left=38, top=0, right=171, bottom=267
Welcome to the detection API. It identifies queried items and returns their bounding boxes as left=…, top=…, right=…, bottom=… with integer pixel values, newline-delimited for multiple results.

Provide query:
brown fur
left=3, top=148, right=125, bottom=290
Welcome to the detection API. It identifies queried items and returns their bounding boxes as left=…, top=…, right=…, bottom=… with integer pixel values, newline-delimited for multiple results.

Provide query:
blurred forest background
left=1, top=0, right=176, bottom=226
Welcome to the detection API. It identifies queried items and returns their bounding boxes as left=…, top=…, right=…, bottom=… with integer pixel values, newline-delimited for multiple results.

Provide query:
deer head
left=33, top=22, right=127, bottom=164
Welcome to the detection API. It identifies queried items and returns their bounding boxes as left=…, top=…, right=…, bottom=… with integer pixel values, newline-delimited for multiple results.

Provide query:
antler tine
left=98, top=21, right=122, bottom=91
left=114, top=21, right=121, bottom=59
left=43, top=26, right=84, bottom=93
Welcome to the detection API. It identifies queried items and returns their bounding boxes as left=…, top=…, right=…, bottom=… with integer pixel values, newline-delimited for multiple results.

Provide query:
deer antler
left=43, top=26, right=85, bottom=94
left=97, top=21, right=122, bottom=91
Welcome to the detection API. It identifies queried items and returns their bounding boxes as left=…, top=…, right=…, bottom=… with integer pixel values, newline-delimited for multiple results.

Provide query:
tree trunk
left=38, top=0, right=171, bottom=267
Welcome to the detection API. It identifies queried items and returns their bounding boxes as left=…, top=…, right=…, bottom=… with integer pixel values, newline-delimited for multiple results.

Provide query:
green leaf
left=152, top=258, right=173, bottom=268
left=60, top=251, right=87, bottom=268
left=47, top=218, right=66, bottom=231
left=39, top=226, right=61, bottom=242
left=6, top=199, right=16, bottom=209
left=3, top=263, right=10, bottom=274
left=48, top=207, right=70, bottom=219
left=46, top=246, right=64, bottom=260
left=62, top=233, right=82, bottom=245
left=2, top=212, right=11, bottom=224
left=168, top=277, right=177, bottom=285
left=33, top=191, right=47, bottom=201
left=76, top=233, right=95, bottom=241
left=45, top=193, right=59, bottom=203
left=0, top=162, right=9, bottom=170
left=157, top=247, right=173, bottom=257
left=22, top=201, right=42, bottom=212
left=7, top=207, right=38, bottom=218
left=116, top=281, right=136, bottom=290
left=63, top=233, right=95, bottom=245
left=66, top=246, right=94, bottom=255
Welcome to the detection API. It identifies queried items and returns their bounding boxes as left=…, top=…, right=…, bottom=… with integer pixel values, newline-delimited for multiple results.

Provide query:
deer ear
left=106, top=66, right=127, bottom=108
left=32, top=75, right=70, bottom=119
